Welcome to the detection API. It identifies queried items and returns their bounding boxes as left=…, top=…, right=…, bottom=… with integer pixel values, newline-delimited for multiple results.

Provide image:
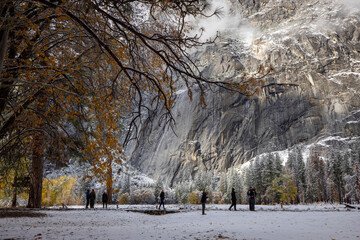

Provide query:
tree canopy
left=0, top=0, right=270, bottom=207
left=0, top=0, right=226, bottom=207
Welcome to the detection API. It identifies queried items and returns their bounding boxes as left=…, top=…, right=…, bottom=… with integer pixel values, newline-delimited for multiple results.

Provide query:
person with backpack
left=247, top=186, right=256, bottom=211
left=229, top=188, right=237, bottom=211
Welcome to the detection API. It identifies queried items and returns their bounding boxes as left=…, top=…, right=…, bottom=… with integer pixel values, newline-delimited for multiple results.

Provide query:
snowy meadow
left=1, top=204, right=359, bottom=240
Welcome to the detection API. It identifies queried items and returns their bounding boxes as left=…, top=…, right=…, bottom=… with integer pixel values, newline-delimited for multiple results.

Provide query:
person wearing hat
left=90, top=189, right=96, bottom=208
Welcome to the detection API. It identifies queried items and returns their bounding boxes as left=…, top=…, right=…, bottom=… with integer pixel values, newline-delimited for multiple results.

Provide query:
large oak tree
left=0, top=0, right=221, bottom=208
left=0, top=0, right=265, bottom=207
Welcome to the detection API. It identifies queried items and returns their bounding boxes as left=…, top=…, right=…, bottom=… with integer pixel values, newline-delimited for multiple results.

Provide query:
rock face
left=127, top=0, right=360, bottom=186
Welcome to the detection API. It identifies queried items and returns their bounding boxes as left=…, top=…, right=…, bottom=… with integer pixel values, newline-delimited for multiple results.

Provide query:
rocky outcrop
left=126, top=0, right=360, bottom=186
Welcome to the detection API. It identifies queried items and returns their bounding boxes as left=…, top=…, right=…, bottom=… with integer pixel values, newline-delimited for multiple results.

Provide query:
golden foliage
left=118, top=193, right=130, bottom=205
left=42, top=176, right=79, bottom=206
left=187, top=191, right=200, bottom=204
left=272, top=171, right=298, bottom=204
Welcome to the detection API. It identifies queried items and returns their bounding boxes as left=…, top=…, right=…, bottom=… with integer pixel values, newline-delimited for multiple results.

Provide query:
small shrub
left=119, top=193, right=130, bottom=204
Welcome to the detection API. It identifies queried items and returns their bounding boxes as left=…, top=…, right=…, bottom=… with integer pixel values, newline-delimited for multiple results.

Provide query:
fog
left=338, top=0, right=360, bottom=9
left=189, top=0, right=257, bottom=45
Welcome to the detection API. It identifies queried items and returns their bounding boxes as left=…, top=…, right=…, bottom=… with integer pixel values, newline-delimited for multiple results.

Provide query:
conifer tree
left=328, top=152, right=344, bottom=203
left=154, top=177, right=163, bottom=201
left=286, top=148, right=306, bottom=203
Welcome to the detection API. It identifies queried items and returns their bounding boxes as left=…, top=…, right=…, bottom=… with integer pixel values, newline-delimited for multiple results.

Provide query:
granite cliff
left=126, top=0, right=360, bottom=186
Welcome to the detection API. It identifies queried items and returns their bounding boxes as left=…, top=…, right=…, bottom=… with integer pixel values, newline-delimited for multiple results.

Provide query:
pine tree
left=253, top=157, right=264, bottom=204
left=306, top=149, right=327, bottom=203
left=328, top=152, right=344, bottom=203
left=344, top=149, right=360, bottom=203
left=154, top=177, right=163, bottom=202
left=286, top=148, right=306, bottom=203
left=233, top=170, right=242, bottom=203
left=274, top=153, right=283, bottom=178
left=121, top=174, right=131, bottom=195
left=219, top=172, right=227, bottom=195
left=262, top=154, right=275, bottom=204
left=195, top=172, right=204, bottom=191
left=226, top=168, right=235, bottom=201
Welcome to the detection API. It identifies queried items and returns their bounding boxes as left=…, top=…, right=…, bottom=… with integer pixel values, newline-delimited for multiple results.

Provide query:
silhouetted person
left=201, top=191, right=208, bottom=215
left=247, top=186, right=256, bottom=211
left=89, top=189, right=96, bottom=208
left=158, top=190, right=165, bottom=210
left=229, top=188, right=237, bottom=211
left=102, top=191, right=108, bottom=208
left=85, top=189, right=90, bottom=209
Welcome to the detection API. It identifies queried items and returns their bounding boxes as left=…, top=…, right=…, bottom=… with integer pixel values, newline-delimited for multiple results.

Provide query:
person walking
left=247, top=186, right=256, bottom=211
left=158, top=190, right=165, bottom=210
left=85, top=189, right=90, bottom=209
left=201, top=191, right=208, bottom=215
left=229, top=187, right=237, bottom=211
left=102, top=191, right=108, bottom=209
left=89, top=189, right=96, bottom=208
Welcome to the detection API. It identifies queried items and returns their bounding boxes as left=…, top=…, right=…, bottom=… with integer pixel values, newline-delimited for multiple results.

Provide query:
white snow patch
left=1, top=204, right=359, bottom=240
left=331, top=72, right=360, bottom=77
left=238, top=149, right=289, bottom=173
left=347, top=120, right=360, bottom=124
left=175, top=88, right=187, bottom=95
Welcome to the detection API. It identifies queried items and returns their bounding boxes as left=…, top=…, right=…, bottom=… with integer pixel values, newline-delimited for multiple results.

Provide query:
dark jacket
left=86, top=190, right=90, bottom=200
left=90, top=190, right=96, bottom=201
left=201, top=192, right=207, bottom=203
left=247, top=188, right=256, bottom=199
left=231, top=190, right=236, bottom=202
left=102, top=193, right=108, bottom=203
left=160, top=191, right=165, bottom=200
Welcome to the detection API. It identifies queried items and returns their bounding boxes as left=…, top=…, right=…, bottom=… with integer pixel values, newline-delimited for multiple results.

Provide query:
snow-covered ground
left=1, top=204, right=359, bottom=240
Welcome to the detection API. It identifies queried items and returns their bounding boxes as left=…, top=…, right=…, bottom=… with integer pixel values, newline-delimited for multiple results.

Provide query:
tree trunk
left=337, top=184, right=342, bottom=203
left=27, top=132, right=44, bottom=208
left=27, top=92, right=46, bottom=208
left=0, top=28, right=9, bottom=75
left=11, top=191, right=17, bottom=208
left=106, top=167, right=112, bottom=204
left=0, top=3, right=10, bottom=75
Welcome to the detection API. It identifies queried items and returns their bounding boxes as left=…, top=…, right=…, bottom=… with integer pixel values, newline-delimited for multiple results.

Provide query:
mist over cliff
left=125, top=0, right=360, bottom=187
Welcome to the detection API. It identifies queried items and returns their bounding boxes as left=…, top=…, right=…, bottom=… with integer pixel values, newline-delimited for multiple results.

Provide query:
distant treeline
left=1, top=147, right=359, bottom=207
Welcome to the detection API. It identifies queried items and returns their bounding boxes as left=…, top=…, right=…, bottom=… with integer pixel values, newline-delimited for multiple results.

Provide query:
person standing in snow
left=201, top=191, right=208, bottom=215
left=102, top=191, right=108, bottom=209
left=158, top=190, right=165, bottom=210
left=85, top=189, right=90, bottom=209
left=247, top=186, right=256, bottom=211
left=229, top=188, right=237, bottom=211
left=89, top=189, right=96, bottom=208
